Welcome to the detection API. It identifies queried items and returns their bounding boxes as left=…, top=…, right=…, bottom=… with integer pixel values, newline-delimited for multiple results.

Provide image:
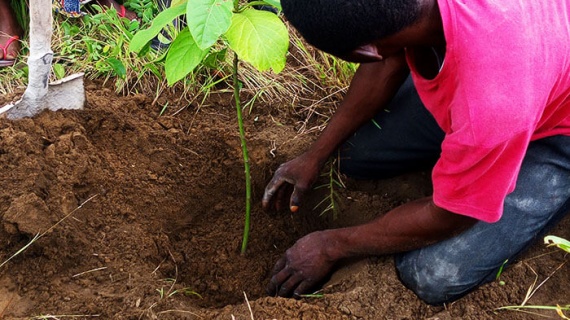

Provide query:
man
left=262, top=0, right=570, bottom=305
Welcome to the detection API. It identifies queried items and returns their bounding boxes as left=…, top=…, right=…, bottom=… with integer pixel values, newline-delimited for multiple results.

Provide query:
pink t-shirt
left=406, top=0, right=570, bottom=222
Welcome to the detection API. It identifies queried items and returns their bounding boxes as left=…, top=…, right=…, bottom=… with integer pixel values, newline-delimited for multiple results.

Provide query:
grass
left=156, top=279, right=201, bottom=299
left=286, top=29, right=357, bottom=134
left=497, top=235, right=570, bottom=319
left=495, top=259, right=509, bottom=285
left=313, top=156, right=345, bottom=218
left=0, top=194, right=99, bottom=270
left=1, top=5, right=354, bottom=126
left=1, top=3, right=160, bottom=94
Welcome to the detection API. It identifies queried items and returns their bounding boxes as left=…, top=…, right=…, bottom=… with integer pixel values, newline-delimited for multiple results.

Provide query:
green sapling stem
left=233, top=53, right=252, bottom=254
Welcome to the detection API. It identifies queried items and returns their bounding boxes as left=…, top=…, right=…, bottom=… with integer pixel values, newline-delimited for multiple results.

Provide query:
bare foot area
left=96, top=0, right=139, bottom=20
left=0, top=0, right=22, bottom=62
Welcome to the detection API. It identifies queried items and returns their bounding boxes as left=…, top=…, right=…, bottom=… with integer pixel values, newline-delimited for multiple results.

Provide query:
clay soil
left=0, top=80, right=568, bottom=320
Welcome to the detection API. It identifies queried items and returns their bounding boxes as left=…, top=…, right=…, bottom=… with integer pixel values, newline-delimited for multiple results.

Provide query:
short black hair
left=282, top=0, right=421, bottom=57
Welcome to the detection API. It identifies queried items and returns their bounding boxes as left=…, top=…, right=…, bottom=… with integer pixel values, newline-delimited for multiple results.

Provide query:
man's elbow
left=430, top=202, right=479, bottom=236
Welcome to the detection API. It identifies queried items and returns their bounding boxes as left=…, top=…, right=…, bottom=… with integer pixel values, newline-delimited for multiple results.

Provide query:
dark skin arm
left=264, top=46, right=477, bottom=297
left=262, top=52, right=410, bottom=212
left=267, top=197, right=477, bottom=297
left=264, top=0, right=455, bottom=298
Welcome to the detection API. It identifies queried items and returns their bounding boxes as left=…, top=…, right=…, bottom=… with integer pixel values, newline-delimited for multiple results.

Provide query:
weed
left=0, top=195, right=99, bottom=270
left=497, top=235, right=569, bottom=319
left=495, top=259, right=509, bottom=286
left=156, top=286, right=166, bottom=299
left=124, top=0, right=159, bottom=24
left=172, top=287, right=203, bottom=298
left=313, top=156, right=345, bottom=219
left=498, top=305, right=570, bottom=319
left=299, top=293, right=325, bottom=298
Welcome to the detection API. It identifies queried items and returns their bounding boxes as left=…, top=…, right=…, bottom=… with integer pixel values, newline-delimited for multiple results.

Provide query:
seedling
left=313, top=157, right=345, bottom=219
left=157, top=277, right=202, bottom=300
left=495, top=259, right=509, bottom=286
left=129, top=0, right=289, bottom=253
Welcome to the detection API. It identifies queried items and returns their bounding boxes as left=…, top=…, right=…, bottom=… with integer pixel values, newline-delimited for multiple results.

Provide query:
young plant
left=129, top=0, right=289, bottom=253
left=313, top=156, right=345, bottom=219
left=123, top=0, right=159, bottom=24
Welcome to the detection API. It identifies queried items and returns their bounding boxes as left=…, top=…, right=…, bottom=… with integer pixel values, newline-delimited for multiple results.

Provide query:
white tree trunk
left=25, top=0, right=53, bottom=101
left=3, top=0, right=84, bottom=119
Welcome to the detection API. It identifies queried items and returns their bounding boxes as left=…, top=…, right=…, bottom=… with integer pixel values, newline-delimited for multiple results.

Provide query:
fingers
left=290, top=185, right=307, bottom=213
left=266, top=257, right=288, bottom=295
left=275, top=183, right=293, bottom=211
left=293, top=280, right=317, bottom=298
left=267, top=258, right=314, bottom=297
left=263, top=161, right=311, bottom=212
left=262, top=175, right=285, bottom=211
left=263, top=173, right=297, bottom=212
left=277, top=274, right=304, bottom=297
left=271, top=255, right=287, bottom=275
left=266, top=269, right=312, bottom=298
left=267, top=256, right=303, bottom=297
left=267, top=274, right=317, bottom=298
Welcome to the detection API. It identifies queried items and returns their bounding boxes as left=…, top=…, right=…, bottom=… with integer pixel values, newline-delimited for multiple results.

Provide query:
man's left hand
left=267, top=230, right=337, bottom=297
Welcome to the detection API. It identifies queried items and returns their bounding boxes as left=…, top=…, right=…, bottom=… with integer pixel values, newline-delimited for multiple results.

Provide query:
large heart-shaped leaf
left=225, top=9, right=288, bottom=73
left=186, top=0, right=233, bottom=50
left=165, top=28, right=209, bottom=85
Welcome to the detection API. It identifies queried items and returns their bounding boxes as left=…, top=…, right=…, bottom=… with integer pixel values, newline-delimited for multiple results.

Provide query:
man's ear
left=351, top=44, right=384, bottom=61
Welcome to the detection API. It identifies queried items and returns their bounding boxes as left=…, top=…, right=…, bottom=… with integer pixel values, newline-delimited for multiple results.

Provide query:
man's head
left=282, top=0, right=422, bottom=58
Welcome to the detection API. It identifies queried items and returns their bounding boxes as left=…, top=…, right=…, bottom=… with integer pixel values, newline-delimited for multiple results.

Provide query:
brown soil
left=0, top=81, right=568, bottom=320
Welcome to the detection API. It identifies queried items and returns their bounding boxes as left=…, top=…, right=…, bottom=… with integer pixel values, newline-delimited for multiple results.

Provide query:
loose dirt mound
left=0, top=82, right=568, bottom=319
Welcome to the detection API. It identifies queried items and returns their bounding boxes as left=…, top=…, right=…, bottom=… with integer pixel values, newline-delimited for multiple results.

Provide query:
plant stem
left=233, top=53, right=252, bottom=254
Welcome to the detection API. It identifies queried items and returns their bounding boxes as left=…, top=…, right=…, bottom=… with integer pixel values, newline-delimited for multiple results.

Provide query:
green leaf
left=106, top=58, right=127, bottom=79
left=129, top=4, right=186, bottom=53
left=165, top=28, right=209, bottom=85
left=52, top=63, right=66, bottom=80
left=225, top=9, right=289, bottom=73
left=186, top=0, right=233, bottom=50
left=171, top=0, right=187, bottom=7
left=544, top=235, right=570, bottom=253
left=203, top=48, right=227, bottom=69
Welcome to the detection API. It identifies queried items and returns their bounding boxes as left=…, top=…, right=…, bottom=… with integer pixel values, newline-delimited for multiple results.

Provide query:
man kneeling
left=262, top=0, right=570, bottom=305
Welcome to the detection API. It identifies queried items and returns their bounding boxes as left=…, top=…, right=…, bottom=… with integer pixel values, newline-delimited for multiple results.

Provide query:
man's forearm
left=323, top=197, right=478, bottom=260
left=304, top=55, right=410, bottom=164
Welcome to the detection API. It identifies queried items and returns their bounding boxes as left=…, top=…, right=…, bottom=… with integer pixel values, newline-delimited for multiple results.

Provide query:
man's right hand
left=262, top=152, right=322, bottom=212
left=262, top=59, right=409, bottom=213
